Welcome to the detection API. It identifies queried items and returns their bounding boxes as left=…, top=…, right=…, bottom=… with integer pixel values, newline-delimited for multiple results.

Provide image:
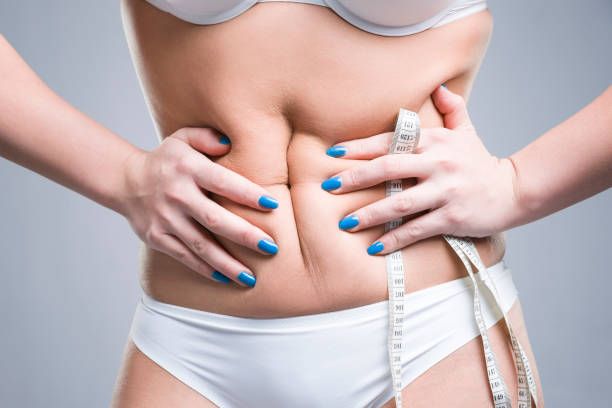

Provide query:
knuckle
left=164, top=184, right=188, bottom=205
left=345, top=168, right=359, bottom=187
left=445, top=207, right=466, bottom=226
left=191, top=258, right=210, bottom=273
left=444, top=182, right=461, bottom=197
left=387, top=230, right=402, bottom=249
left=205, top=163, right=228, bottom=192
left=358, top=209, right=372, bottom=227
left=171, top=247, right=188, bottom=261
left=201, top=210, right=222, bottom=230
left=155, top=208, right=174, bottom=228
left=403, top=222, right=424, bottom=239
left=435, top=156, right=458, bottom=173
left=175, top=153, right=197, bottom=174
left=239, top=228, right=257, bottom=247
left=189, top=238, right=209, bottom=255
left=145, top=227, right=163, bottom=247
left=392, top=194, right=413, bottom=213
left=379, top=156, right=398, bottom=178
left=429, top=128, right=446, bottom=143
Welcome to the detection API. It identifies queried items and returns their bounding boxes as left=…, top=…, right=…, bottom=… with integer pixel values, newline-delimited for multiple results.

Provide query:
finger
left=193, top=159, right=279, bottom=211
left=337, top=183, right=441, bottom=232
left=326, top=132, right=393, bottom=160
left=431, top=85, right=473, bottom=130
left=365, top=209, right=447, bottom=255
left=322, top=153, right=433, bottom=194
left=178, top=184, right=279, bottom=256
left=169, top=216, right=257, bottom=288
left=414, top=127, right=452, bottom=152
left=154, top=232, right=218, bottom=280
left=172, top=127, right=232, bottom=157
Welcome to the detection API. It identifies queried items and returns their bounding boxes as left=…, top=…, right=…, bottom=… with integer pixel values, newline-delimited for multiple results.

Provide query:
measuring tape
left=385, top=109, right=420, bottom=408
left=384, top=109, right=539, bottom=407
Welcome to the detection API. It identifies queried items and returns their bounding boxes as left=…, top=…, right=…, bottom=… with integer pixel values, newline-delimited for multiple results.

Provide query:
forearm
left=0, top=35, right=142, bottom=214
left=505, top=85, right=612, bottom=229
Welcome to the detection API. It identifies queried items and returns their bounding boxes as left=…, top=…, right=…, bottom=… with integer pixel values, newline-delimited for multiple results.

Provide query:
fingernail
left=367, top=241, right=384, bottom=255
left=258, top=195, right=279, bottom=209
left=321, top=176, right=342, bottom=191
left=258, top=238, right=279, bottom=255
left=211, top=270, right=231, bottom=284
left=219, top=135, right=231, bottom=145
left=338, top=214, right=359, bottom=230
left=238, top=271, right=256, bottom=287
left=441, top=83, right=447, bottom=88
left=326, top=145, right=347, bottom=158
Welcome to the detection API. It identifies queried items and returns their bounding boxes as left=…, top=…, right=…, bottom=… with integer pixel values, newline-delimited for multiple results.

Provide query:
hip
left=139, top=229, right=506, bottom=318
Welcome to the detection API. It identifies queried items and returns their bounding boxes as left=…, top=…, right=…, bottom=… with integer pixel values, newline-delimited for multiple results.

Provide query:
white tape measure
left=384, top=109, right=539, bottom=407
left=385, top=109, right=420, bottom=408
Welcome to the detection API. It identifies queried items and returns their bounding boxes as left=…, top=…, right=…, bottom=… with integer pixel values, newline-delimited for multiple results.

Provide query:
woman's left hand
left=321, top=85, right=522, bottom=255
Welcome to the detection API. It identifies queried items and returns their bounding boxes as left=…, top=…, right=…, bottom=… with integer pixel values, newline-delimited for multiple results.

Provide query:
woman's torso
left=121, top=0, right=502, bottom=317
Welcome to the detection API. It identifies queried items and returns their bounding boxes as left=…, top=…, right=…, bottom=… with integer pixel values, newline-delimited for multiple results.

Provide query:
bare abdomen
left=123, top=0, right=502, bottom=317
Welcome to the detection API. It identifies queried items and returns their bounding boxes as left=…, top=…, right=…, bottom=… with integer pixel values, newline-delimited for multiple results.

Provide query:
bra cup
left=165, top=0, right=247, bottom=15
left=323, top=0, right=462, bottom=35
left=146, top=0, right=259, bottom=24
left=329, top=0, right=456, bottom=27
left=144, top=0, right=485, bottom=36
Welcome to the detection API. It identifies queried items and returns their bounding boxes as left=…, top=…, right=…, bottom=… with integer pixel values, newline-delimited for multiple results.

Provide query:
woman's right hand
left=119, top=127, right=279, bottom=288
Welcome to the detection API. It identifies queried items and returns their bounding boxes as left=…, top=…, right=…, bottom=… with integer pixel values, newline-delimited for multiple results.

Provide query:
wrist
left=497, top=155, right=538, bottom=231
left=110, top=146, right=147, bottom=217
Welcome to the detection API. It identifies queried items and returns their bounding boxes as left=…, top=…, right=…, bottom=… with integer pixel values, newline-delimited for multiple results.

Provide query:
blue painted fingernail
left=258, top=238, right=279, bottom=255
left=339, top=214, right=359, bottom=230
left=211, top=270, right=231, bottom=284
left=258, top=195, right=279, bottom=209
left=367, top=241, right=384, bottom=255
left=441, top=83, right=447, bottom=88
left=326, top=145, right=347, bottom=158
left=321, top=176, right=342, bottom=191
left=238, top=271, right=256, bottom=287
left=219, top=135, right=231, bottom=145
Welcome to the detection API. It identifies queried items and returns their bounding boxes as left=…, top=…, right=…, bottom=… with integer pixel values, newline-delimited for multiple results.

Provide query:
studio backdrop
left=0, top=1, right=610, bottom=407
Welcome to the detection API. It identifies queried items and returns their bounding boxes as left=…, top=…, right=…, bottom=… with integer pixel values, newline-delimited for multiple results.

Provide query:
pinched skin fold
left=123, top=0, right=502, bottom=317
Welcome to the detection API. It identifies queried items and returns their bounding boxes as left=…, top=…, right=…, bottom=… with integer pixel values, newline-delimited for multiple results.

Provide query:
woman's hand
left=321, top=85, right=522, bottom=255
left=120, top=127, right=280, bottom=287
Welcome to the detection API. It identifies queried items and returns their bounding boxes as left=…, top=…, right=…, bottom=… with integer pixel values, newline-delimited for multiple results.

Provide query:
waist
left=123, top=0, right=501, bottom=317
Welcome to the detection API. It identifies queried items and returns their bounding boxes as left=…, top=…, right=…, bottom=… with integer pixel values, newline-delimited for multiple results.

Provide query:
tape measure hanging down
left=384, top=108, right=539, bottom=408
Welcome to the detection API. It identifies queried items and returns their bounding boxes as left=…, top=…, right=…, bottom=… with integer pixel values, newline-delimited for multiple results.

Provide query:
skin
left=118, top=1, right=542, bottom=406
left=326, top=85, right=612, bottom=252
left=0, top=0, right=609, bottom=406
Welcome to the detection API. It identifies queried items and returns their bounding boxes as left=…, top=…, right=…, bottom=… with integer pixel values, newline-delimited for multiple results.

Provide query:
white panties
left=129, top=258, right=518, bottom=407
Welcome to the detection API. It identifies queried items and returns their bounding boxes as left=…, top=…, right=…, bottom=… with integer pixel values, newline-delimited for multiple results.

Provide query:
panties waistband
left=139, top=258, right=514, bottom=333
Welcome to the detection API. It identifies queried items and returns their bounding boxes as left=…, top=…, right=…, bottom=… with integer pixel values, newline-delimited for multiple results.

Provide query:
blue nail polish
left=441, top=83, right=447, bottom=88
left=238, top=271, right=256, bottom=287
left=211, top=270, right=231, bottom=284
left=258, top=239, right=279, bottom=255
left=367, top=241, right=384, bottom=255
left=326, top=145, right=347, bottom=158
left=321, top=176, right=342, bottom=191
left=219, top=135, right=231, bottom=145
left=258, top=195, right=279, bottom=209
left=338, top=214, right=359, bottom=230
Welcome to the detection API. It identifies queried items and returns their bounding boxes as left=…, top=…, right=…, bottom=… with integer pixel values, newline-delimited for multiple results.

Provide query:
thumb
left=431, top=85, right=473, bottom=130
left=171, top=127, right=231, bottom=156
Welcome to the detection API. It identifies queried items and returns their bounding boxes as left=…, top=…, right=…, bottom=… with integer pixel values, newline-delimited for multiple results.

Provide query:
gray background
left=0, top=0, right=610, bottom=406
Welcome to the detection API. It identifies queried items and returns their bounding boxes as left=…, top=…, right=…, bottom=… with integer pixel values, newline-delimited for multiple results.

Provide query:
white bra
left=145, top=0, right=488, bottom=36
